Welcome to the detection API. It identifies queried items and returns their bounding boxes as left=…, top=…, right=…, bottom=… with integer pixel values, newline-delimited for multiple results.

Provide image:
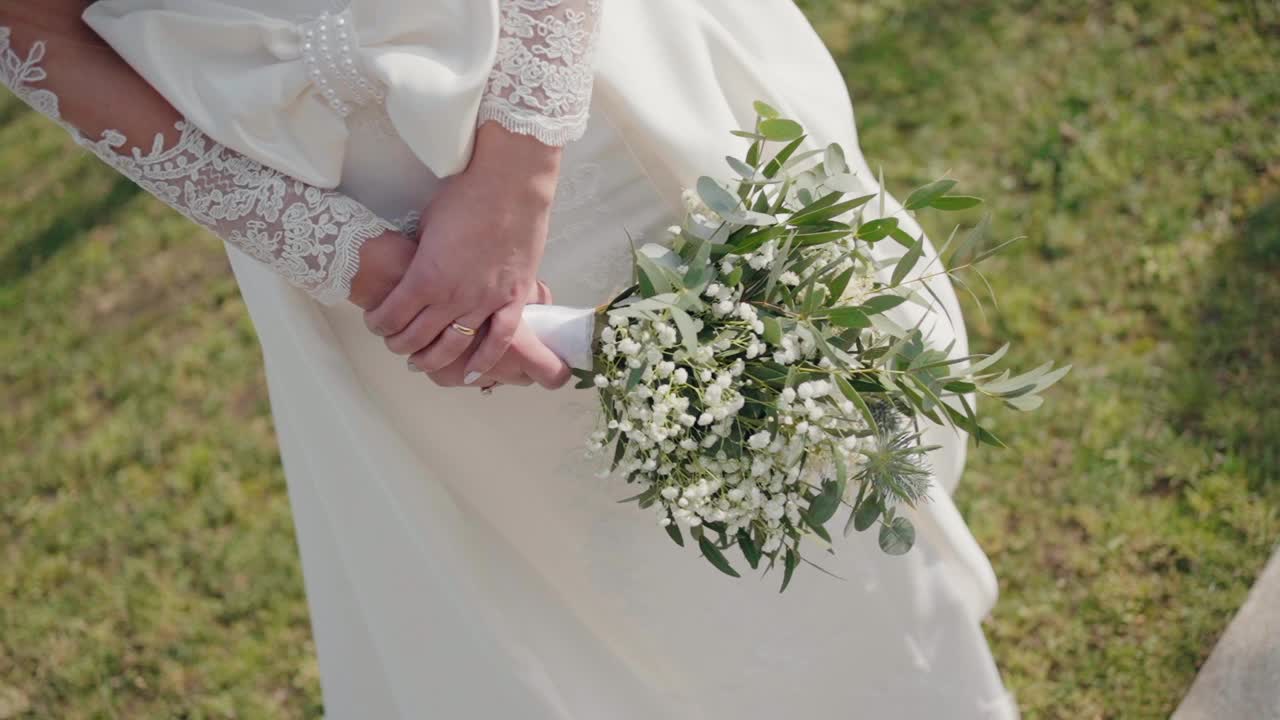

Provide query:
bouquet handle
left=523, top=304, right=597, bottom=371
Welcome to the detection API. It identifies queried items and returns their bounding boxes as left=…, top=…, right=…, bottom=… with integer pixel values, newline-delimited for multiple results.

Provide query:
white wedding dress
left=3, top=1, right=1016, bottom=716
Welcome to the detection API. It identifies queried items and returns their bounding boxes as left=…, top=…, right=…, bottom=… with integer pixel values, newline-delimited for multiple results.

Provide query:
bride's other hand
left=419, top=282, right=571, bottom=390
left=364, top=122, right=562, bottom=384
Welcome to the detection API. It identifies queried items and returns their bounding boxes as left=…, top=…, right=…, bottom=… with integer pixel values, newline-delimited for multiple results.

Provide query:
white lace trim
left=479, top=0, right=603, bottom=146
left=0, top=27, right=391, bottom=305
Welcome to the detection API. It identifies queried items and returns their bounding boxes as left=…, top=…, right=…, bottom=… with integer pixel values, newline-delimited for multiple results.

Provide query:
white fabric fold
left=83, top=0, right=500, bottom=187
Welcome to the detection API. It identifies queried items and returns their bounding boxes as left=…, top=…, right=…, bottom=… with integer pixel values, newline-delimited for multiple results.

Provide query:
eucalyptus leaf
left=824, top=307, right=871, bottom=328
left=857, top=217, right=899, bottom=242
left=780, top=548, right=799, bottom=592
left=697, top=176, right=742, bottom=217
left=851, top=493, right=883, bottom=533
left=752, top=100, right=780, bottom=118
left=807, top=480, right=841, bottom=524
left=860, top=295, right=907, bottom=316
left=759, top=118, right=804, bottom=141
left=878, top=516, right=916, bottom=555
left=665, top=522, right=685, bottom=547
left=737, top=530, right=762, bottom=569
left=889, top=233, right=926, bottom=287
left=823, top=143, right=848, bottom=176
left=931, top=195, right=983, bottom=211
left=904, top=179, right=958, bottom=210
left=698, top=533, right=741, bottom=578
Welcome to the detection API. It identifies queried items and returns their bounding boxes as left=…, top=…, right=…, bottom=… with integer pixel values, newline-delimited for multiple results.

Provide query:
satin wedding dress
left=3, top=1, right=1016, bottom=716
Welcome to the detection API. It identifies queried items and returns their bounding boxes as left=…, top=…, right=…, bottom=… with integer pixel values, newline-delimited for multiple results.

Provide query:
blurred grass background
left=1, top=0, right=1278, bottom=717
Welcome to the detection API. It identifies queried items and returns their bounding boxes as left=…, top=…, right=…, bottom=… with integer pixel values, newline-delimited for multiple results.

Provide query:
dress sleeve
left=0, top=25, right=393, bottom=306
left=478, top=0, right=603, bottom=146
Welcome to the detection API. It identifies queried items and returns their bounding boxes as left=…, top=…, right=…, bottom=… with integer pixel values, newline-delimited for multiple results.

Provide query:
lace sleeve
left=478, top=0, right=603, bottom=146
left=0, top=26, right=392, bottom=306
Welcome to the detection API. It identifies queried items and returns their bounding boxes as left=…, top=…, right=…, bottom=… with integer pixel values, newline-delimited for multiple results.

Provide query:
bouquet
left=523, top=102, right=1067, bottom=590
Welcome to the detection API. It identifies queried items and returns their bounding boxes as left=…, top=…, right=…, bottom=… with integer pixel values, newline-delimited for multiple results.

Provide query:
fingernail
left=464, top=371, right=483, bottom=385
left=407, top=360, right=422, bottom=373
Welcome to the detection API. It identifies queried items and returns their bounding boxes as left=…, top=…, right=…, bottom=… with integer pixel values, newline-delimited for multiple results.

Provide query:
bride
left=1, top=1, right=1018, bottom=717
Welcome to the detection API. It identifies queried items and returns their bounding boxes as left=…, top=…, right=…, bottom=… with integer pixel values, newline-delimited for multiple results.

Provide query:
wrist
left=470, top=121, right=563, bottom=206
left=348, top=230, right=417, bottom=310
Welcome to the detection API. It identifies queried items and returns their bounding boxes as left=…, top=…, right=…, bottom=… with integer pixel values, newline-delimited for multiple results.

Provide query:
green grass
left=1, top=1, right=1278, bottom=717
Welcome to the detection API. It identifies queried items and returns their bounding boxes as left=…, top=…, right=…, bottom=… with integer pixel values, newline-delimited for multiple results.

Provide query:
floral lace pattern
left=479, top=0, right=603, bottom=146
left=0, top=28, right=392, bottom=305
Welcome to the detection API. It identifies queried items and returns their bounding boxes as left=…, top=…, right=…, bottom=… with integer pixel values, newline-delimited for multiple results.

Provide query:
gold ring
left=450, top=322, right=478, bottom=337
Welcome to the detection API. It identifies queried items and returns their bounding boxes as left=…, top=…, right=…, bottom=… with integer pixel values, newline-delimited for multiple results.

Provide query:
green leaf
left=780, top=547, right=799, bottom=592
left=682, top=237, right=713, bottom=289
left=763, top=136, right=807, bottom=179
left=665, top=521, right=685, bottom=547
left=698, top=533, right=741, bottom=578
left=803, top=512, right=833, bottom=543
left=635, top=252, right=674, bottom=298
left=807, top=480, right=841, bottom=524
left=752, top=100, right=780, bottom=118
left=951, top=214, right=991, bottom=265
left=824, top=307, right=872, bottom=328
left=878, top=516, right=916, bottom=555
left=931, top=195, right=983, bottom=211
left=904, top=179, right=958, bottom=210
left=791, top=194, right=875, bottom=225
left=759, top=118, right=804, bottom=141
left=570, top=367, right=595, bottom=390
left=1003, top=394, right=1045, bottom=411
left=826, top=266, right=855, bottom=302
left=889, top=233, right=926, bottom=287
left=851, top=493, right=883, bottom=534
left=668, top=305, right=701, bottom=355
left=967, top=342, right=1010, bottom=375
left=737, top=530, right=761, bottom=569
left=834, top=375, right=879, bottom=428
left=856, top=217, right=899, bottom=242
left=625, top=363, right=646, bottom=391
left=761, top=315, right=783, bottom=345
left=763, top=232, right=796, bottom=300
left=823, top=173, right=862, bottom=193
left=730, top=129, right=765, bottom=140
left=888, top=226, right=917, bottom=250
left=731, top=225, right=787, bottom=254
left=726, top=155, right=759, bottom=180
left=697, top=176, right=742, bottom=217
left=823, top=143, right=848, bottom=176
left=860, top=295, right=907, bottom=316
left=610, top=434, right=628, bottom=471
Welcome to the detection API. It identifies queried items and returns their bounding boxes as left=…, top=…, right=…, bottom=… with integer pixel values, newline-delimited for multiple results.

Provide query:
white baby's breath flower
left=748, top=430, right=772, bottom=450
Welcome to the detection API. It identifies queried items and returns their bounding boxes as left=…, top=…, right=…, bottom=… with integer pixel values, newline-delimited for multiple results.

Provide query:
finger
left=365, top=269, right=435, bottom=337
left=385, top=304, right=457, bottom=356
left=510, top=325, right=572, bottom=389
left=411, top=309, right=490, bottom=374
left=481, top=352, right=534, bottom=386
left=529, top=280, right=553, bottom=305
left=462, top=302, right=522, bottom=385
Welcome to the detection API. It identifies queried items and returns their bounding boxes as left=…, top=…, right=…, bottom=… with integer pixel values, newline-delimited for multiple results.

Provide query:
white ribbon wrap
left=523, top=304, right=596, bottom=372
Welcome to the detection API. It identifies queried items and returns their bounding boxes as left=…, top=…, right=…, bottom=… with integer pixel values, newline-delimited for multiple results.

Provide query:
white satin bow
left=84, top=0, right=500, bottom=187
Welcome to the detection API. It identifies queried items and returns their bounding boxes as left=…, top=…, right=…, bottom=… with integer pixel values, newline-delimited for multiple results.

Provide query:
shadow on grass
left=1174, top=195, right=1280, bottom=485
left=0, top=175, right=141, bottom=286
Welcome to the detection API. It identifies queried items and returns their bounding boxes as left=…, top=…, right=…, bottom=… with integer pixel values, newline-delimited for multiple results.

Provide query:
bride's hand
left=363, top=122, right=562, bottom=385
left=419, top=282, right=571, bottom=390
left=348, top=232, right=569, bottom=389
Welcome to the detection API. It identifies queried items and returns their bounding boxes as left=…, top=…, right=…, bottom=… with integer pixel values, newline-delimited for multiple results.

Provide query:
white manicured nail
left=464, top=371, right=483, bottom=385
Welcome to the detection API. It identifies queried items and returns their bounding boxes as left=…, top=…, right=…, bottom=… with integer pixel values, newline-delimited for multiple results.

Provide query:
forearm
left=0, top=5, right=410, bottom=307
